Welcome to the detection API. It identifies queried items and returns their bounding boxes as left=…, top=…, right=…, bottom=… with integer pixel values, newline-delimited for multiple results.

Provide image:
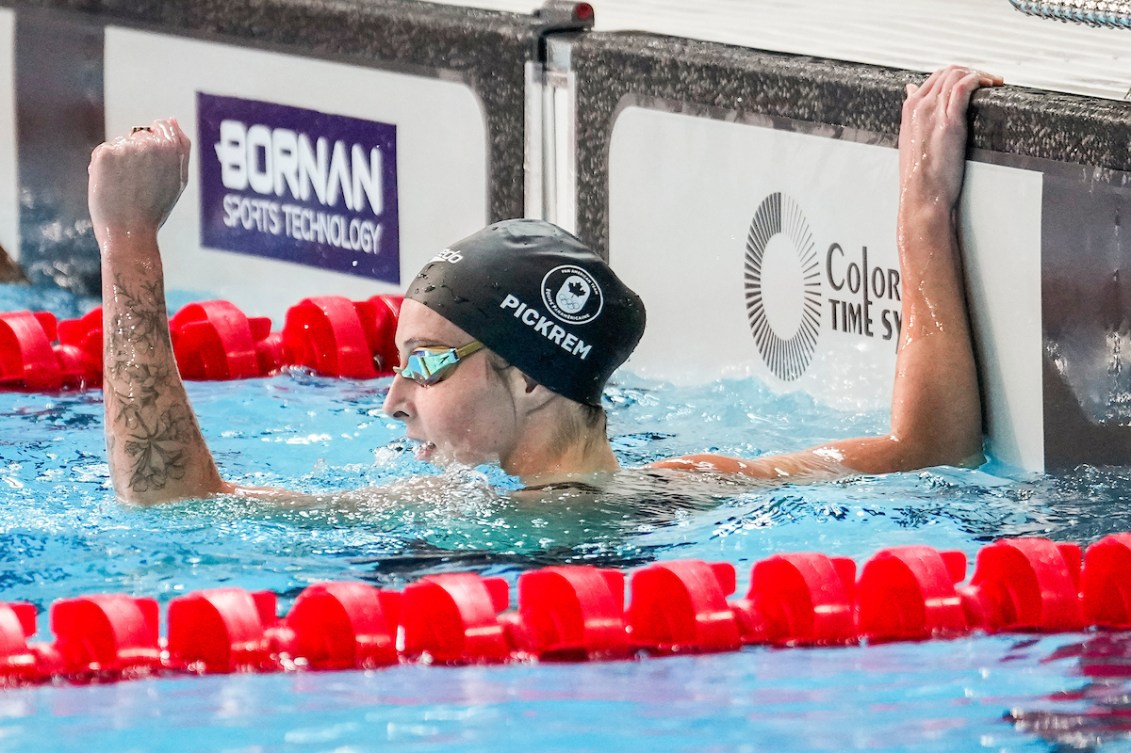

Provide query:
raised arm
left=90, top=119, right=225, bottom=504
left=653, top=66, right=998, bottom=480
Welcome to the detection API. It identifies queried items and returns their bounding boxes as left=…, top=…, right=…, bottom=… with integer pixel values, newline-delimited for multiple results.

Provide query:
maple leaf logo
left=555, top=274, right=591, bottom=315
left=544, top=267, right=602, bottom=323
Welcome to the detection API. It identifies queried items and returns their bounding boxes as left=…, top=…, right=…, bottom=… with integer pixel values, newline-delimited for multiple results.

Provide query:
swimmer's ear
left=513, top=373, right=555, bottom=415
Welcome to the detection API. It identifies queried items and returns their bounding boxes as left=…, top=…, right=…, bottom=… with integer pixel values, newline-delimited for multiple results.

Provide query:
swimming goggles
left=392, top=341, right=485, bottom=387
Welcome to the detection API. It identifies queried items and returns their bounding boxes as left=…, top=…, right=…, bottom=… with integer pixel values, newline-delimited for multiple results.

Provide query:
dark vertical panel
left=1041, top=165, right=1131, bottom=469
left=15, top=9, right=103, bottom=293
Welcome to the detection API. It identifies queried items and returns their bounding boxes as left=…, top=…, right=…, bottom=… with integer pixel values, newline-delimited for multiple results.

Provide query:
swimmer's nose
left=383, top=374, right=412, bottom=421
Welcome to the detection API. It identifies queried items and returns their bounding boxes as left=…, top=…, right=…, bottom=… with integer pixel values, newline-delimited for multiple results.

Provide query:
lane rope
left=0, top=295, right=403, bottom=390
left=0, top=533, right=1127, bottom=685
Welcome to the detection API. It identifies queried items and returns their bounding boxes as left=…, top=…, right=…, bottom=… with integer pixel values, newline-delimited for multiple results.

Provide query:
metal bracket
left=1007, top=0, right=1131, bottom=28
left=532, top=1, right=594, bottom=62
left=524, top=1, right=591, bottom=231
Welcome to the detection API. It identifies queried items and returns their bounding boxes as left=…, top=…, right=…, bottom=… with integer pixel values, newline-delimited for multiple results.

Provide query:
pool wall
left=0, top=0, right=1129, bottom=473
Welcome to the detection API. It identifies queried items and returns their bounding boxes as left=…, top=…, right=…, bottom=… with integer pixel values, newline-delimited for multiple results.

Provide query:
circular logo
left=542, top=265, right=604, bottom=324
left=744, top=192, right=822, bottom=381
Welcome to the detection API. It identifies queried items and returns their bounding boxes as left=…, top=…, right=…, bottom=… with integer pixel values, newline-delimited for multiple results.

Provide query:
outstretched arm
left=653, top=66, right=998, bottom=480
left=91, top=120, right=225, bottom=504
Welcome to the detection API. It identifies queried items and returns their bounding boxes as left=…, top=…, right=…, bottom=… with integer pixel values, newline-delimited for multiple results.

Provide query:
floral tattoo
left=106, top=274, right=190, bottom=492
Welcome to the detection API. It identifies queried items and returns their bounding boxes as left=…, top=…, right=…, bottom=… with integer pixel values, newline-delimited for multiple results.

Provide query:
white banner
left=609, top=105, right=1043, bottom=470
left=104, top=28, right=489, bottom=320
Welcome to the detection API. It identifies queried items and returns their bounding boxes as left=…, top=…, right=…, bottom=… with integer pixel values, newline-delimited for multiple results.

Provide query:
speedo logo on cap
left=429, top=248, right=463, bottom=263
left=541, top=266, right=603, bottom=325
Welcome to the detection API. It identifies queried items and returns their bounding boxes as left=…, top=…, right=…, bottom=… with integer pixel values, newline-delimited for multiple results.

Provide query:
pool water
left=0, top=282, right=1130, bottom=752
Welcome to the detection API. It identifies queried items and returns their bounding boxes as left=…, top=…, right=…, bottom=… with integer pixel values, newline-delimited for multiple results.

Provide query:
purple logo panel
left=197, top=93, right=400, bottom=283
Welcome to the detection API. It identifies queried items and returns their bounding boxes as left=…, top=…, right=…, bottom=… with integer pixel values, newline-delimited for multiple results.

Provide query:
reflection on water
left=1009, top=632, right=1131, bottom=751
left=0, top=630, right=1118, bottom=753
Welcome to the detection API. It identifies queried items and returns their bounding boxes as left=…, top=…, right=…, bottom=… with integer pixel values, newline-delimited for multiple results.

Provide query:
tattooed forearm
left=94, top=122, right=224, bottom=503
left=106, top=274, right=167, bottom=378
left=118, top=402, right=190, bottom=492
left=104, top=272, right=217, bottom=498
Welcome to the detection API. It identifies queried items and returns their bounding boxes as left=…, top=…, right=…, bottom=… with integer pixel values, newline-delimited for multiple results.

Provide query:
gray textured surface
left=429, top=0, right=1131, bottom=101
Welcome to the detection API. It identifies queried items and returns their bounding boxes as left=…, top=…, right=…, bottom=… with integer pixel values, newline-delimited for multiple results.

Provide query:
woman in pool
left=88, top=65, right=997, bottom=505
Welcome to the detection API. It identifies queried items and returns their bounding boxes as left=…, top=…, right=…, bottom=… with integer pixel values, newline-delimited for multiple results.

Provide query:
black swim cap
left=406, top=219, right=646, bottom=407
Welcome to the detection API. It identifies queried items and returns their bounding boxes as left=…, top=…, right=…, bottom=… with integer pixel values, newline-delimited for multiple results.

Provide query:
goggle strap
left=454, top=341, right=485, bottom=359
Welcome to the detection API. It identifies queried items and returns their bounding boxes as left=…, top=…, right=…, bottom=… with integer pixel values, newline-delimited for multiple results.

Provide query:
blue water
left=0, top=282, right=1129, bottom=752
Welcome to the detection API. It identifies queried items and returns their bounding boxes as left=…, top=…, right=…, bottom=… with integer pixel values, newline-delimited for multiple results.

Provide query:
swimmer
left=88, top=65, right=998, bottom=505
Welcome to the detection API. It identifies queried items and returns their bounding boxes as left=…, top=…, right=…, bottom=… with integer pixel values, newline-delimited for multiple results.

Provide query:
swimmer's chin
left=414, top=441, right=437, bottom=462
left=413, top=441, right=501, bottom=471
left=410, top=440, right=464, bottom=466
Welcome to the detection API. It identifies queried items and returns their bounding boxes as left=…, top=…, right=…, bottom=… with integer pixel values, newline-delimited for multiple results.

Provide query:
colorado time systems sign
left=197, top=93, right=400, bottom=283
left=744, top=191, right=903, bottom=381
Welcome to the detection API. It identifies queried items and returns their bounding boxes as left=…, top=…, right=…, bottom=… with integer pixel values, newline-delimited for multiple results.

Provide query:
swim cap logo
left=430, top=248, right=463, bottom=264
left=744, top=192, right=822, bottom=381
left=542, top=266, right=603, bottom=324
left=556, top=275, right=592, bottom=314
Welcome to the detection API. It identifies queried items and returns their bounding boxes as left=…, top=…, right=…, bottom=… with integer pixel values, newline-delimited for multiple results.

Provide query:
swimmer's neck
left=502, top=433, right=620, bottom=489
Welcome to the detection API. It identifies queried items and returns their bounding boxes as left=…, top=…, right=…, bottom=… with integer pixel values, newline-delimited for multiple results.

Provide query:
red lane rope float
left=626, top=561, right=742, bottom=653
left=170, top=301, right=278, bottom=381
left=284, top=582, right=401, bottom=670
left=0, top=294, right=403, bottom=392
left=512, top=566, right=629, bottom=660
left=738, top=552, right=858, bottom=645
left=0, top=533, right=1128, bottom=688
left=283, top=295, right=401, bottom=379
left=0, top=311, right=87, bottom=391
left=857, top=546, right=967, bottom=643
